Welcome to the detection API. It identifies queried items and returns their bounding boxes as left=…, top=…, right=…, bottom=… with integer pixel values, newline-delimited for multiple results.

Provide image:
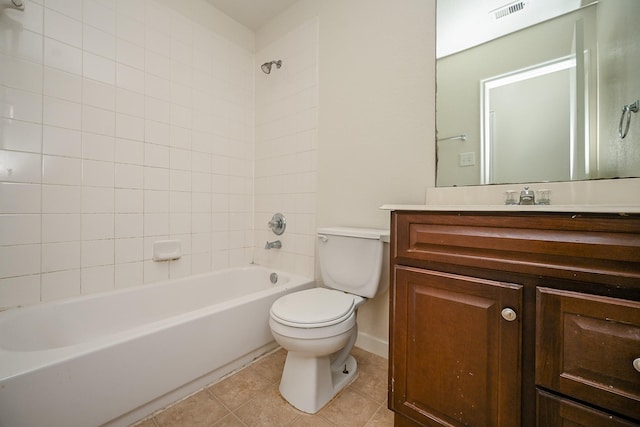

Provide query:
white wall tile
left=45, top=0, right=83, bottom=21
left=0, top=182, right=41, bottom=213
left=81, top=213, right=114, bottom=240
left=143, top=212, right=169, bottom=236
left=115, top=188, right=143, bottom=213
left=145, top=97, right=171, bottom=123
left=116, top=88, right=145, bottom=117
left=144, top=120, right=170, bottom=145
left=44, top=67, right=82, bottom=102
left=44, top=8, right=82, bottom=48
left=0, top=244, right=41, bottom=277
left=116, top=0, right=144, bottom=22
left=0, top=275, right=40, bottom=308
left=115, top=213, right=143, bottom=238
left=82, top=186, right=114, bottom=212
left=83, top=52, right=116, bottom=85
left=83, top=25, right=116, bottom=59
left=42, top=241, right=80, bottom=272
left=144, top=74, right=170, bottom=102
left=169, top=170, right=191, bottom=193
left=0, top=27, right=42, bottom=64
left=83, top=0, right=116, bottom=34
left=170, top=190, right=191, bottom=212
left=169, top=212, right=190, bottom=235
left=114, top=237, right=143, bottom=263
left=115, top=261, right=143, bottom=288
left=42, top=213, right=81, bottom=242
left=82, top=105, right=115, bottom=136
left=116, top=15, right=145, bottom=47
left=0, top=118, right=42, bottom=153
left=43, top=155, right=81, bottom=185
left=143, top=189, right=168, bottom=213
left=115, top=113, right=144, bottom=141
left=0, top=54, right=44, bottom=94
left=41, top=269, right=81, bottom=301
left=1, top=86, right=43, bottom=123
left=82, top=132, right=114, bottom=161
left=116, top=38, right=145, bottom=70
left=116, top=63, right=145, bottom=93
left=43, top=96, right=81, bottom=130
left=144, top=28, right=170, bottom=55
left=83, top=159, right=114, bottom=187
left=44, top=37, right=82, bottom=75
left=145, top=50, right=171, bottom=80
left=115, top=138, right=144, bottom=164
left=81, top=265, right=114, bottom=294
left=144, top=143, right=169, bottom=168
left=81, top=239, right=114, bottom=267
left=83, top=78, right=115, bottom=110
left=0, top=214, right=41, bottom=245
left=0, top=149, right=42, bottom=183
left=114, top=163, right=143, bottom=188
left=42, top=184, right=81, bottom=213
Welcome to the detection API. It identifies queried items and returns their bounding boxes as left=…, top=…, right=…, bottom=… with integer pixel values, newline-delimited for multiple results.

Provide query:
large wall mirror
left=436, top=0, right=640, bottom=187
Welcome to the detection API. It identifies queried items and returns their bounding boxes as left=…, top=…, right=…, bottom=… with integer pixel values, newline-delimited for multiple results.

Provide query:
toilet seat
left=270, top=288, right=356, bottom=328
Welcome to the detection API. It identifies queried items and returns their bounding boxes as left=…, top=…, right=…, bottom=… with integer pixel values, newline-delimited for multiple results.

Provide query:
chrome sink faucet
left=265, top=240, right=282, bottom=250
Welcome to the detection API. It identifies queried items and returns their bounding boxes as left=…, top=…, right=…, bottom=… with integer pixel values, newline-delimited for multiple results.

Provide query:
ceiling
left=205, top=0, right=300, bottom=30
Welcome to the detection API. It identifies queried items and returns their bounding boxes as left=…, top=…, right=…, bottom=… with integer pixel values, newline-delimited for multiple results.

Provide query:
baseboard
left=355, top=331, right=388, bottom=359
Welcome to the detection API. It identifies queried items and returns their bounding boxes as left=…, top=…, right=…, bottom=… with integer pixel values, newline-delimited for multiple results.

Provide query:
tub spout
left=265, top=240, right=282, bottom=249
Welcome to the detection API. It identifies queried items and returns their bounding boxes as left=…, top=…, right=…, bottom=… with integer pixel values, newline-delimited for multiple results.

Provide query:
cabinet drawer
left=537, top=390, right=640, bottom=426
left=536, top=287, right=640, bottom=421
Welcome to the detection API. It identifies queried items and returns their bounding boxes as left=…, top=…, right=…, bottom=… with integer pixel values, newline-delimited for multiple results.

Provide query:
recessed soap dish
left=153, top=240, right=181, bottom=261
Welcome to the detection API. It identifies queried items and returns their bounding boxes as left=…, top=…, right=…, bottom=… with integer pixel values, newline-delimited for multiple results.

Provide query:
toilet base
left=279, top=352, right=358, bottom=414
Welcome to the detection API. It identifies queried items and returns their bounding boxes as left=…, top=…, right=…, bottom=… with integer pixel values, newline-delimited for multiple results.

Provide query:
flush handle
left=501, top=308, right=517, bottom=322
left=633, top=358, right=640, bottom=373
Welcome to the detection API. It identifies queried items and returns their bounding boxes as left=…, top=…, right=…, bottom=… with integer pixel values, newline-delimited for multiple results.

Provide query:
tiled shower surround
left=0, top=0, right=318, bottom=308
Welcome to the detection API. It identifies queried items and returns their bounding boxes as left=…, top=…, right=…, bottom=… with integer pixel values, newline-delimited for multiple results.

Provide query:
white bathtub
left=0, top=266, right=313, bottom=427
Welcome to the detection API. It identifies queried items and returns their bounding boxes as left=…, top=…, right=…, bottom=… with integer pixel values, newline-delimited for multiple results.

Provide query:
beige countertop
left=380, top=204, right=640, bottom=214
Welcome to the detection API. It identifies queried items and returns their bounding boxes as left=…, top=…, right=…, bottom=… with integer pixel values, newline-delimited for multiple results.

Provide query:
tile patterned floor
left=131, top=347, right=394, bottom=427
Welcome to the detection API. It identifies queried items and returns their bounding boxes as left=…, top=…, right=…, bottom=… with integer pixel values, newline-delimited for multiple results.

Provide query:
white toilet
left=268, top=226, right=389, bottom=414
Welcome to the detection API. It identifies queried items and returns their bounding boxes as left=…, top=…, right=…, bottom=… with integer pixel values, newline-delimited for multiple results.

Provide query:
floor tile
left=317, top=389, right=382, bottom=427
left=153, top=390, right=229, bottom=427
left=209, top=365, right=273, bottom=411
left=234, top=382, right=302, bottom=426
left=131, top=347, right=390, bottom=427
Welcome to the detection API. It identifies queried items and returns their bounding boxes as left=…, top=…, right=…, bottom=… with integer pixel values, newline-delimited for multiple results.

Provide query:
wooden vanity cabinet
left=388, top=211, right=640, bottom=427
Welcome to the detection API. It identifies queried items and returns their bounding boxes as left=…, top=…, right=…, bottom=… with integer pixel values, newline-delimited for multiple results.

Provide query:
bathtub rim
left=0, top=265, right=313, bottom=381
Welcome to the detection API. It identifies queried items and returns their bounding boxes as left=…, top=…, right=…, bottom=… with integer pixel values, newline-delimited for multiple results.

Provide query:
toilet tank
left=317, top=227, right=389, bottom=298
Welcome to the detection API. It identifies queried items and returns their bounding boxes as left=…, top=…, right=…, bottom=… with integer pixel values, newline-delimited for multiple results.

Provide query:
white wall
left=0, top=0, right=255, bottom=308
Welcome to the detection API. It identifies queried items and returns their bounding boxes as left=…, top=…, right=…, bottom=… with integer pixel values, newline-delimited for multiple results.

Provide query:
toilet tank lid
left=317, top=227, right=389, bottom=241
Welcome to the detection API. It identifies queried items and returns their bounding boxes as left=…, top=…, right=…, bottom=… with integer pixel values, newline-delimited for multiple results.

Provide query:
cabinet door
left=390, top=266, right=522, bottom=426
left=537, top=390, right=640, bottom=427
left=536, top=288, right=640, bottom=421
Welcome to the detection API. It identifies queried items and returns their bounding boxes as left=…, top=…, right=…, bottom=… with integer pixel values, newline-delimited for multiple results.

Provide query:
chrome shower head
left=261, top=60, right=282, bottom=74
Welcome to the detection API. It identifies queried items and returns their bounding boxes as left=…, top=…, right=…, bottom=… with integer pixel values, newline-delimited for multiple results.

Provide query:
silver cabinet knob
left=633, top=358, right=640, bottom=373
left=501, top=308, right=517, bottom=322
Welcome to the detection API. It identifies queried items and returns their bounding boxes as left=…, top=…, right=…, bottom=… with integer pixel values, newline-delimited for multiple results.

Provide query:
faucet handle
left=519, top=186, right=535, bottom=205
left=268, top=213, right=286, bottom=235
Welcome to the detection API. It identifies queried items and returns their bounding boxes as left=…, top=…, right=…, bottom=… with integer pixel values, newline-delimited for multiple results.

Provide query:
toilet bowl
left=269, top=227, right=388, bottom=414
